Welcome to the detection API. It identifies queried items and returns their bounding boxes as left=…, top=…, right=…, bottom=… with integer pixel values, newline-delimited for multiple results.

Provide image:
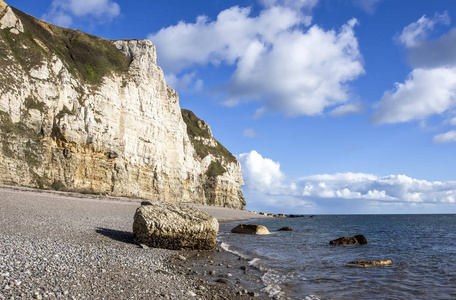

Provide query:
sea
left=217, top=215, right=456, bottom=299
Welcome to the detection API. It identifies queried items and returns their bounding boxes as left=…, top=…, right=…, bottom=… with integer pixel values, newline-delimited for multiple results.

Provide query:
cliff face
left=0, top=2, right=246, bottom=209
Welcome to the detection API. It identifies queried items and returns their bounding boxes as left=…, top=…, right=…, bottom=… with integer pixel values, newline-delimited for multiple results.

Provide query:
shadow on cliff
left=95, top=227, right=136, bottom=245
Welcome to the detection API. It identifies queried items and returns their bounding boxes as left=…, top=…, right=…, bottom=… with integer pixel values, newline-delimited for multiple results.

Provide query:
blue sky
left=9, top=0, right=456, bottom=214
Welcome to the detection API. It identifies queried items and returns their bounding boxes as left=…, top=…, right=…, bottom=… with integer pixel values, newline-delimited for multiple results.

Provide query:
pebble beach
left=0, top=185, right=270, bottom=299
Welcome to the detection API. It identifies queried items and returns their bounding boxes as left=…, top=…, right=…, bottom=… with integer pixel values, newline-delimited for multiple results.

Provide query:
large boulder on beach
left=349, top=259, right=392, bottom=267
left=329, top=234, right=368, bottom=246
left=231, top=224, right=270, bottom=235
left=133, top=202, right=219, bottom=250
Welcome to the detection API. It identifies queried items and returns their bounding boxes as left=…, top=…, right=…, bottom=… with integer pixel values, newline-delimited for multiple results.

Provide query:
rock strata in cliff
left=0, top=3, right=245, bottom=209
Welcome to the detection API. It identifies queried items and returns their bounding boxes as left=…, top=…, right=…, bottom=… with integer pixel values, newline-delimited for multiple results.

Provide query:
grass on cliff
left=0, top=110, right=43, bottom=167
left=2, top=7, right=131, bottom=84
left=205, top=161, right=227, bottom=178
left=181, top=109, right=237, bottom=164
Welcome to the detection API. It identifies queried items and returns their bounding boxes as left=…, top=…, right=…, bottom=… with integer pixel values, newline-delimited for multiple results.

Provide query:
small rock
left=209, top=270, right=216, bottom=276
left=231, top=224, right=270, bottom=235
left=178, top=255, right=187, bottom=261
left=278, top=227, right=293, bottom=231
left=215, top=278, right=233, bottom=285
left=187, top=291, right=197, bottom=297
left=329, top=235, right=368, bottom=246
left=248, top=291, right=259, bottom=297
left=349, top=259, right=393, bottom=267
left=139, top=244, right=149, bottom=249
left=197, top=285, right=207, bottom=291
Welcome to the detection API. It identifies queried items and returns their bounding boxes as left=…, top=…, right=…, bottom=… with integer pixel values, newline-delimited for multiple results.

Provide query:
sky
left=9, top=0, right=456, bottom=214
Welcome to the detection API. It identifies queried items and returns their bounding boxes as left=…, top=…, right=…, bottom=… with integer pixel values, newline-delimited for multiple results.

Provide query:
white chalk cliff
left=0, top=2, right=246, bottom=209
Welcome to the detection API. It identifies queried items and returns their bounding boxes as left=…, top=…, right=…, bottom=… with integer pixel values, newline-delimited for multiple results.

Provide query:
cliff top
left=1, top=5, right=131, bottom=84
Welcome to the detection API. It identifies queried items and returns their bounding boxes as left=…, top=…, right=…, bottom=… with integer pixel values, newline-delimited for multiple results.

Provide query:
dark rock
left=231, top=224, right=270, bottom=235
left=287, top=214, right=305, bottom=218
left=329, top=234, right=368, bottom=246
left=278, top=227, right=293, bottom=231
left=140, top=201, right=153, bottom=206
left=106, top=151, right=118, bottom=159
left=215, top=278, right=232, bottom=285
left=63, top=147, right=70, bottom=158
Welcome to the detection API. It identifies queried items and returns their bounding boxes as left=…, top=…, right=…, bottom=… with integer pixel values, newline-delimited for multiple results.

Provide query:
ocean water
left=218, top=215, right=456, bottom=299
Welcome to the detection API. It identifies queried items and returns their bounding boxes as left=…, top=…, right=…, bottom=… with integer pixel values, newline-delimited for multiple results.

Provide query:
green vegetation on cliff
left=205, top=161, right=227, bottom=178
left=181, top=109, right=236, bottom=164
left=0, top=7, right=130, bottom=84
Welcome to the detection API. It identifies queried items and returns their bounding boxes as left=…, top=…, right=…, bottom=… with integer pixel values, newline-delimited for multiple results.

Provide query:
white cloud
left=243, top=129, right=258, bottom=138
left=330, top=102, right=364, bottom=117
left=239, top=151, right=456, bottom=213
left=258, top=0, right=319, bottom=11
left=148, top=5, right=364, bottom=117
left=165, top=72, right=203, bottom=92
left=397, top=12, right=450, bottom=48
left=43, top=0, right=120, bottom=27
left=451, top=117, right=456, bottom=126
left=238, top=151, right=285, bottom=193
left=371, top=67, right=456, bottom=124
left=352, top=0, right=382, bottom=14
left=433, top=130, right=456, bottom=143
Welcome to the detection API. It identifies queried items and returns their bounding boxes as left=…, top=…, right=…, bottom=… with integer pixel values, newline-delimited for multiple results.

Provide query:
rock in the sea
left=133, top=202, right=219, bottom=250
left=349, top=259, right=392, bottom=267
left=278, top=227, right=293, bottom=231
left=329, top=234, right=368, bottom=246
left=231, top=224, right=270, bottom=235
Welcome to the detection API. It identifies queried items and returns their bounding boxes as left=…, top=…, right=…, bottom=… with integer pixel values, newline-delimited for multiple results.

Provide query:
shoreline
left=0, top=185, right=271, bottom=299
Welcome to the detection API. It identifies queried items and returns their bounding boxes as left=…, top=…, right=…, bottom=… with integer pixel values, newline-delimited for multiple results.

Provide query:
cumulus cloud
left=148, top=5, right=364, bottom=117
left=43, top=0, right=120, bottom=27
left=238, top=151, right=285, bottom=193
left=397, top=12, right=450, bottom=48
left=374, top=13, right=456, bottom=142
left=371, top=67, right=456, bottom=124
left=239, top=151, right=456, bottom=213
left=433, top=130, right=456, bottom=143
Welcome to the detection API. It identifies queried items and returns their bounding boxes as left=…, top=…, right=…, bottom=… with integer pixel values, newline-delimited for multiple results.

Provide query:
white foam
left=305, top=295, right=322, bottom=300
left=248, top=257, right=261, bottom=266
left=262, top=283, right=285, bottom=299
left=218, top=240, right=250, bottom=260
